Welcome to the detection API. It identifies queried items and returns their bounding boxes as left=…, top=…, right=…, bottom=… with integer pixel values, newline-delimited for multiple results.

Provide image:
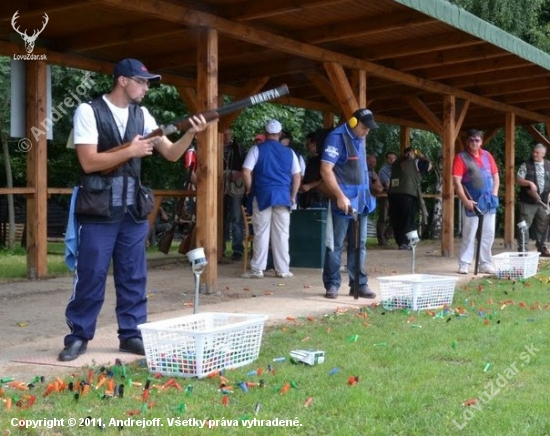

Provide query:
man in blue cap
left=58, top=59, right=213, bottom=361
left=320, top=108, right=378, bottom=299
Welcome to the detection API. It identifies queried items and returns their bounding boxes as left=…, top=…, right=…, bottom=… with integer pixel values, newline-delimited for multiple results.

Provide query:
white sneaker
left=276, top=271, right=294, bottom=278
left=241, top=270, right=264, bottom=279
left=479, top=264, right=496, bottom=274
left=458, top=264, right=469, bottom=274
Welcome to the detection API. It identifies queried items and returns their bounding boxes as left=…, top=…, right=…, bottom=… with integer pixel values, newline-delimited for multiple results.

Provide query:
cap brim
left=359, top=118, right=378, bottom=129
left=134, top=73, right=162, bottom=81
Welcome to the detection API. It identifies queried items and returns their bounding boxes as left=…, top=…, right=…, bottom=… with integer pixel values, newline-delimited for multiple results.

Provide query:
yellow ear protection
left=348, top=116, right=358, bottom=128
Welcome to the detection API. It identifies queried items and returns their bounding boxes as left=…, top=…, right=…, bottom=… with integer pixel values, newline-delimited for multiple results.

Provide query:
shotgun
left=463, top=187, right=484, bottom=275
left=526, top=186, right=550, bottom=212
left=101, top=84, right=290, bottom=174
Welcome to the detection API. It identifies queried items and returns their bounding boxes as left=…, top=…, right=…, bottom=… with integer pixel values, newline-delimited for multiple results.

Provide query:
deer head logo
left=12, top=11, right=49, bottom=54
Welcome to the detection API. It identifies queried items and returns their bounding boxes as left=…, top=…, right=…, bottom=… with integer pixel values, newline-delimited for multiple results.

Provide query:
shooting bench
left=146, top=189, right=197, bottom=240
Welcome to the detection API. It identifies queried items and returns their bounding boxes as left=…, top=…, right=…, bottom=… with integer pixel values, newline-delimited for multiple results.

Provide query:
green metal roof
left=395, top=0, right=550, bottom=71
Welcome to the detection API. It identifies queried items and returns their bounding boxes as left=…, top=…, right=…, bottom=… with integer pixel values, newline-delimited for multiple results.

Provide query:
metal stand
left=187, top=247, right=208, bottom=314
left=406, top=230, right=420, bottom=274
left=517, top=220, right=528, bottom=255
left=192, top=271, right=202, bottom=314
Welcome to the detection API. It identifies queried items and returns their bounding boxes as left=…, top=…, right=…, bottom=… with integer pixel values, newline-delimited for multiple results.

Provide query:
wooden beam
left=366, top=31, right=483, bottom=61
left=25, top=61, right=48, bottom=279
left=323, top=111, right=334, bottom=129
left=351, top=70, right=367, bottom=109
left=441, top=95, right=456, bottom=257
left=376, top=114, right=431, bottom=132
left=483, top=129, right=499, bottom=145
left=403, top=96, right=443, bottom=134
left=323, top=62, right=357, bottom=118
left=525, top=124, right=550, bottom=147
left=390, top=45, right=506, bottom=72
left=229, top=0, right=344, bottom=21
left=0, top=0, right=87, bottom=19
left=504, top=113, right=515, bottom=249
left=305, top=71, right=339, bottom=108
left=420, top=56, right=529, bottom=81
left=480, top=76, right=550, bottom=98
left=296, top=10, right=434, bottom=44
left=59, top=21, right=185, bottom=51
left=454, top=99, right=470, bottom=142
left=195, top=26, right=219, bottom=293
left=95, top=0, right=550, bottom=124
left=449, top=65, right=549, bottom=89
left=400, top=126, right=410, bottom=151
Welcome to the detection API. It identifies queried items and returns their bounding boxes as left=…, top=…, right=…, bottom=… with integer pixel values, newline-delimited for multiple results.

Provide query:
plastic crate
left=138, top=312, right=268, bottom=378
left=493, top=252, right=540, bottom=279
left=378, top=274, right=458, bottom=311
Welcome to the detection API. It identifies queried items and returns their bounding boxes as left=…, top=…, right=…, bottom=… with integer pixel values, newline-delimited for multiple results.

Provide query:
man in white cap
left=241, top=119, right=301, bottom=278
left=320, top=108, right=379, bottom=299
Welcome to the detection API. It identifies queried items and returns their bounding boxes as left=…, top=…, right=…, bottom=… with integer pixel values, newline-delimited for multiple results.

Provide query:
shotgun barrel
left=101, top=84, right=290, bottom=174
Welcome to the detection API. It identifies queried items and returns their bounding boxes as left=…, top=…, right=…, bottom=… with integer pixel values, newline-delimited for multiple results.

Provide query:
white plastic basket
left=378, top=274, right=458, bottom=311
left=493, top=252, right=540, bottom=279
left=138, top=312, right=268, bottom=378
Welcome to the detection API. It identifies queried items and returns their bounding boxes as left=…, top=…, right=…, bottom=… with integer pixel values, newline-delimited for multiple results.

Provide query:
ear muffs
left=348, top=116, right=358, bottom=128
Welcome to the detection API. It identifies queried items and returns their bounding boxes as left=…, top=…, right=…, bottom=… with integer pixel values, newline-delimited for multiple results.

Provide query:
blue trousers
left=64, top=213, right=149, bottom=345
left=223, top=194, right=244, bottom=256
left=323, top=212, right=368, bottom=291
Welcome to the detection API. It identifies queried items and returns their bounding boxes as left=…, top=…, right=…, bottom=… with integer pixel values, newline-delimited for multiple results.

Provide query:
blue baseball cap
left=113, top=58, right=161, bottom=81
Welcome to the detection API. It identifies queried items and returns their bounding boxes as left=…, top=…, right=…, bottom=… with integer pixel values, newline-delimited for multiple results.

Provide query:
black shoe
left=231, top=253, right=243, bottom=261
left=349, top=285, right=377, bottom=299
left=58, top=339, right=88, bottom=362
left=324, top=286, right=339, bottom=299
left=119, top=337, right=146, bottom=355
left=398, top=244, right=412, bottom=250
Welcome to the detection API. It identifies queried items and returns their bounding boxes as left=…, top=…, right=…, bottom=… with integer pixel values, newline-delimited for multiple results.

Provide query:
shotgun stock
left=101, top=84, right=290, bottom=174
left=158, top=196, right=187, bottom=254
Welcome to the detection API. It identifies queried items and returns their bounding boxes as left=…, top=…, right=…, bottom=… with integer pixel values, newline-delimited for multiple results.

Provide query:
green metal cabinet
left=289, top=208, right=327, bottom=268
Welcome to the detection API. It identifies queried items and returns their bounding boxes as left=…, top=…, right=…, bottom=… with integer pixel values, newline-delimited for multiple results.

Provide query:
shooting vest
left=76, top=97, right=144, bottom=223
left=331, top=132, right=374, bottom=216
left=388, top=158, right=420, bottom=197
left=458, top=150, right=496, bottom=216
left=519, top=159, right=550, bottom=204
left=252, top=140, right=294, bottom=211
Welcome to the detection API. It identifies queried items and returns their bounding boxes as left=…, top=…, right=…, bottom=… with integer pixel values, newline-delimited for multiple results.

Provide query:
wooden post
left=400, top=126, right=410, bottom=152
left=196, top=27, right=219, bottom=293
left=441, top=95, right=456, bottom=257
left=25, top=61, right=48, bottom=279
left=504, top=112, right=515, bottom=249
left=351, top=69, right=366, bottom=108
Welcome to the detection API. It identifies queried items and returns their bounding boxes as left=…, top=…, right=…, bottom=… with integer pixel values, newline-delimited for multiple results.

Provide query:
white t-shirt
left=73, top=95, right=158, bottom=144
left=517, top=161, right=545, bottom=193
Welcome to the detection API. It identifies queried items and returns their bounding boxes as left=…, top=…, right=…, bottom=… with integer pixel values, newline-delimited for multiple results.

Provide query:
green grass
left=2, top=265, right=550, bottom=435
left=0, top=242, right=169, bottom=281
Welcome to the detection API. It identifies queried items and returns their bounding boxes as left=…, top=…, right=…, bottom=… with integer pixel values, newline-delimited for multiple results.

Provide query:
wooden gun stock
left=100, top=84, right=290, bottom=174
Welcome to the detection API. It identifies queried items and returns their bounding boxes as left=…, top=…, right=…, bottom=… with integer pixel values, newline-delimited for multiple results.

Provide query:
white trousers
left=459, top=209, right=496, bottom=267
left=250, top=198, right=291, bottom=273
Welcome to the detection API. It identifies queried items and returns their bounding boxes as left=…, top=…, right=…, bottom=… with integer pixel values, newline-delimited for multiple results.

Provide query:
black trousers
left=388, top=193, right=418, bottom=246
